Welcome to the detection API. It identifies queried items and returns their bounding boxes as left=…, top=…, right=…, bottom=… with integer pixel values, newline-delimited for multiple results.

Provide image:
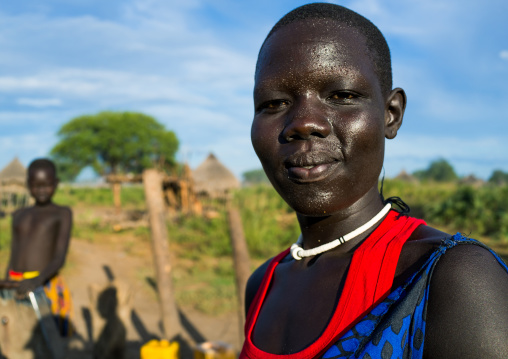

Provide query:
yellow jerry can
left=194, top=341, right=236, bottom=359
left=140, top=339, right=179, bottom=359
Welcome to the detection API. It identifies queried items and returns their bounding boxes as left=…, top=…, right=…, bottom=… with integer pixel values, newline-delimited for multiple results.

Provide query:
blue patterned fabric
left=321, top=234, right=508, bottom=359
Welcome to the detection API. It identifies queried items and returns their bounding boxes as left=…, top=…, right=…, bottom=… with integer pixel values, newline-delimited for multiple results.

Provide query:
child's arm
left=4, top=251, right=11, bottom=280
left=16, top=207, right=73, bottom=294
left=0, top=280, right=19, bottom=289
left=1, top=212, right=19, bottom=289
left=0, top=255, right=14, bottom=289
left=5, top=210, right=18, bottom=279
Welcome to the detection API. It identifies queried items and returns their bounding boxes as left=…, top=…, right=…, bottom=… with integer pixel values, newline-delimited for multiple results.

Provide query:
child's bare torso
left=10, top=204, right=70, bottom=273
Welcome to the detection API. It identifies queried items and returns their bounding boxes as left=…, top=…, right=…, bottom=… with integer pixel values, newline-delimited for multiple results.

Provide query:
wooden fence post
left=143, top=169, right=182, bottom=340
left=226, top=199, right=251, bottom=344
left=112, top=182, right=122, bottom=213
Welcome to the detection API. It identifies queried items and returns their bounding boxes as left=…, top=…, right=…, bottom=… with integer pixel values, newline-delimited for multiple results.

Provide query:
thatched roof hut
left=0, top=157, right=26, bottom=187
left=459, top=174, right=485, bottom=187
left=193, top=154, right=240, bottom=197
left=394, top=170, right=417, bottom=183
left=0, top=157, right=29, bottom=212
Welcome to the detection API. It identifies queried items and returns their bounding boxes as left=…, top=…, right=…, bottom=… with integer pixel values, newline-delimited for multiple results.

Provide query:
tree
left=413, top=159, right=458, bottom=182
left=489, top=169, right=508, bottom=185
left=51, top=111, right=179, bottom=181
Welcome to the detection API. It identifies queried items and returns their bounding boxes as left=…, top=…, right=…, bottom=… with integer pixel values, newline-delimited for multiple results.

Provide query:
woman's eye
left=329, top=92, right=356, bottom=101
left=258, top=99, right=290, bottom=112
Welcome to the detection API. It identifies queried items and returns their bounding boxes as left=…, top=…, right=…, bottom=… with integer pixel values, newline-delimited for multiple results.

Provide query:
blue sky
left=1, top=0, right=507, bottom=180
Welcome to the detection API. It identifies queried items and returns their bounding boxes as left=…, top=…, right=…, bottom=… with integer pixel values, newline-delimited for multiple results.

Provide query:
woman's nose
left=281, top=97, right=332, bottom=142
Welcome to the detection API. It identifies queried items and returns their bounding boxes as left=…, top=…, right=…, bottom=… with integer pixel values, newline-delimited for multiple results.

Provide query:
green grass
left=71, top=207, right=116, bottom=242
left=0, top=215, right=11, bottom=251
left=2, top=180, right=508, bottom=314
left=234, top=185, right=300, bottom=258
left=54, top=185, right=145, bottom=208
left=173, top=256, right=237, bottom=315
left=4, top=180, right=508, bottom=255
left=167, top=212, right=232, bottom=258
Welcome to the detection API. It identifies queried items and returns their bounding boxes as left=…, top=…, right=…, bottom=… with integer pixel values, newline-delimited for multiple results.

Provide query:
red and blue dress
left=240, top=211, right=508, bottom=359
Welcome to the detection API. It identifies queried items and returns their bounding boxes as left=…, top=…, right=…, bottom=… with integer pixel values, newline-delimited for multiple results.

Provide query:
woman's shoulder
left=424, top=231, right=508, bottom=358
left=397, top=222, right=508, bottom=357
left=393, top=224, right=449, bottom=288
left=245, top=247, right=293, bottom=314
left=245, top=257, right=273, bottom=315
left=408, top=222, right=507, bottom=275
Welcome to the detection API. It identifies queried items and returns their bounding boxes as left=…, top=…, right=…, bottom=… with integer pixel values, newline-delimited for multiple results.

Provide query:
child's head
left=251, top=3, right=405, bottom=216
left=27, top=158, right=58, bottom=205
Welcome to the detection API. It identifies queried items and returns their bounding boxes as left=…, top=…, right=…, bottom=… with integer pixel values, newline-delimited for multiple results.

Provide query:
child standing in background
left=1, top=158, right=74, bottom=336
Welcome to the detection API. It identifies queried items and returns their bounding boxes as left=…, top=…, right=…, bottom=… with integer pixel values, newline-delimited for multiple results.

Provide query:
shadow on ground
left=0, top=265, right=215, bottom=359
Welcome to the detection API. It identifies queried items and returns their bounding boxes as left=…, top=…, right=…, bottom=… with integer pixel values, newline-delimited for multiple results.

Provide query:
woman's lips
left=283, top=149, right=342, bottom=182
left=286, top=161, right=339, bottom=182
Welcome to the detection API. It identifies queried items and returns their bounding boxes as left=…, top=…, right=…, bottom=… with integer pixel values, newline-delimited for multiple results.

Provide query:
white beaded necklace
left=290, top=203, right=392, bottom=260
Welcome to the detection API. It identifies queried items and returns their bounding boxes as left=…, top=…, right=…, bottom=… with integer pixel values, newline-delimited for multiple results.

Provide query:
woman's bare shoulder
left=424, top=236, right=508, bottom=358
left=245, top=258, right=273, bottom=315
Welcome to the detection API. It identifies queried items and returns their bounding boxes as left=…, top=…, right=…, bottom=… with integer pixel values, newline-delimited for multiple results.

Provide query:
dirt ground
left=63, top=236, right=241, bottom=359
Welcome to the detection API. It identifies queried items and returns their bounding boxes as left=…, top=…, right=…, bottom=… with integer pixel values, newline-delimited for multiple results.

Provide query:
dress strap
left=327, top=211, right=425, bottom=342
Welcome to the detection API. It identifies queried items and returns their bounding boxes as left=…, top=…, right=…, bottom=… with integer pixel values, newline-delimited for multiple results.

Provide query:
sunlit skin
left=0, top=166, right=72, bottom=295
left=252, top=19, right=403, bottom=251
left=245, top=18, right=508, bottom=358
left=29, top=166, right=58, bottom=205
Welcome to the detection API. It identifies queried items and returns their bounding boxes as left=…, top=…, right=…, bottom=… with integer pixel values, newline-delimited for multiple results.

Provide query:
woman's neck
left=296, top=187, right=386, bottom=253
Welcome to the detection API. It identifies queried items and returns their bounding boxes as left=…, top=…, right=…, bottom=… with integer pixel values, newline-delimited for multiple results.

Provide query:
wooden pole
left=142, top=169, right=182, bottom=340
left=112, top=182, right=122, bottom=213
left=226, top=199, right=251, bottom=344
left=180, top=180, right=189, bottom=214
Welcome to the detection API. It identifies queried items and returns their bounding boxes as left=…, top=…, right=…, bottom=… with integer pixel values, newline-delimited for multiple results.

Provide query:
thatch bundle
left=0, top=157, right=29, bottom=211
left=193, top=154, right=240, bottom=198
left=0, top=157, right=26, bottom=188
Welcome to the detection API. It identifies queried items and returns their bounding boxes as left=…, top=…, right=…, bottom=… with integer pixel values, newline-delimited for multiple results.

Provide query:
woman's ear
left=384, top=87, right=406, bottom=139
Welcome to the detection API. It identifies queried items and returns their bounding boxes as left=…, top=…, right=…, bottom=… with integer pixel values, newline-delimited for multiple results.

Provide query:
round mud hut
left=0, top=157, right=30, bottom=212
left=193, top=153, right=240, bottom=198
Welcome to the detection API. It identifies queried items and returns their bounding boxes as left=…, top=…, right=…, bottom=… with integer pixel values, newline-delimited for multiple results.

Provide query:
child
left=1, top=158, right=73, bottom=336
left=241, top=3, right=508, bottom=358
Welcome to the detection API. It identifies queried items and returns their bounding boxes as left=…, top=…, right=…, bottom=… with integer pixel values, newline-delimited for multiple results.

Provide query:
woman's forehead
left=255, top=20, right=378, bottom=89
left=256, top=19, right=374, bottom=80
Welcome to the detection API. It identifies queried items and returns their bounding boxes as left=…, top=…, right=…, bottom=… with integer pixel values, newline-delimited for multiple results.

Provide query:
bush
left=382, top=179, right=508, bottom=240
left=234, top=185, right=300, bottom=258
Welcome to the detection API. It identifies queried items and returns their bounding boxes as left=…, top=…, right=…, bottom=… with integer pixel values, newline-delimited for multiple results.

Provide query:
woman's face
left=252, top=19, right=390, bottom=216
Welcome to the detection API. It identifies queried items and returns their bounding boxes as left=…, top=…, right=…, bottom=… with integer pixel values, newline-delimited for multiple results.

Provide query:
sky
left=1, top=0, right=507, bottom=181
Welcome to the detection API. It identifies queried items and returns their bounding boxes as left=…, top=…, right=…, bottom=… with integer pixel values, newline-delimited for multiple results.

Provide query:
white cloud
left=0, top=69, right=211, bottom=105
left=0, top=111, right=53, bottom=124
left=349, top=0, right=462, bottom=43
left=0, top=132, right=55, bottom=168
left=17, top=97, right=62, bottom=107
left=1, top=0, right=507, bottom=181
